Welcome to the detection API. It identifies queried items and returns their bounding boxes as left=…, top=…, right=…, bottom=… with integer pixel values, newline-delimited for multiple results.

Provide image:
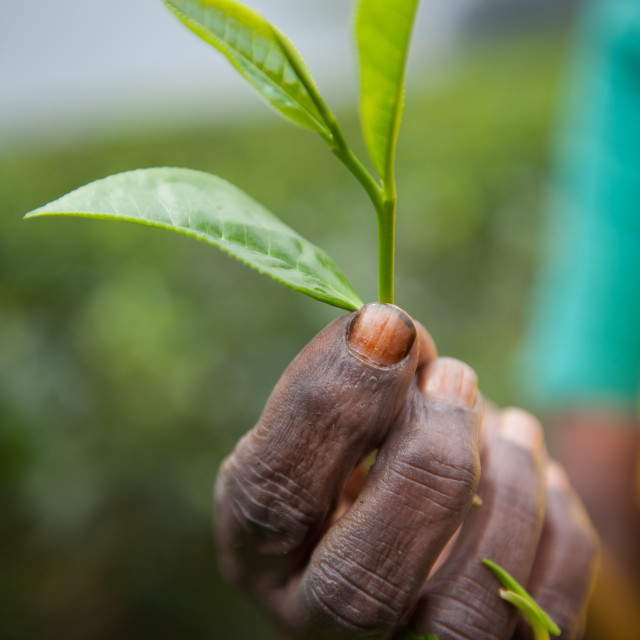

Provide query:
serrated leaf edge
left=25, top=168, right=363, bottom=312
left=162, top=0, right=331, bottom=137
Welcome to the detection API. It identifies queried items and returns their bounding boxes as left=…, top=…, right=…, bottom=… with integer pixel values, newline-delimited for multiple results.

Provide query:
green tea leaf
left=355, top=0, right=419, bottom=182
left=25, top=168, right=363, bottom=311
left=483, top=559, right=561, bottom=638
left=163, top=0, right=332, bottom=138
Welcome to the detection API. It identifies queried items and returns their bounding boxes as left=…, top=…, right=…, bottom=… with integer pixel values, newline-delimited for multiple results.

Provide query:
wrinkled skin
left=215, top=304, right=599, bottom=640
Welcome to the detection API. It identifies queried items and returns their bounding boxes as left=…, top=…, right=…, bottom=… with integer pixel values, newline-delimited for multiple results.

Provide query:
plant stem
left=280, top=47, right=395, bottom=304
left=331, top=141, right=395, bottom=304
left=377, top=195, right=395, bottom=304
left=276, top=35, right=383, bottom=210
left=329, top=141, right=383, bottom=221
left=263, top=29, right=397, bottom=304
left=327, top=124, right=397, bottom=304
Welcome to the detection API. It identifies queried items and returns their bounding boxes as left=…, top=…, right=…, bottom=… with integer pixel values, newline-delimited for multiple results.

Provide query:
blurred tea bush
left=1, top=32, right=562, bottom=639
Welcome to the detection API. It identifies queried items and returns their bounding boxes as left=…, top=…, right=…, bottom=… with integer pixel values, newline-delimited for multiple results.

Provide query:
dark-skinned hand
left=214, top=303, right=599, bottom=640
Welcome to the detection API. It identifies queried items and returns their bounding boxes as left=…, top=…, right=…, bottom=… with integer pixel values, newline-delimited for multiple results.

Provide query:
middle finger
left=410, top=409, right=547, bottom=639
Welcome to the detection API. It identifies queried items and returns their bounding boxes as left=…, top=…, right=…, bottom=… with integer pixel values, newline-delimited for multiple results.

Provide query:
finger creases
left=214, top=305, right=418, bottom=588
left=410, top=408, right=547, bottom=640
left=294, top=364, right=482, bottom=638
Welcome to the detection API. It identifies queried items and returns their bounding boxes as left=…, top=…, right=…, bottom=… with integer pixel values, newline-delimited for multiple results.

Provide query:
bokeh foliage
left=1, top=32, right=563, bottom=639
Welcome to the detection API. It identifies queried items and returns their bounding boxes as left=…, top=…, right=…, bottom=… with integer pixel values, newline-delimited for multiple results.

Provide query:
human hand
left=214, top=303, right=599, bottom=639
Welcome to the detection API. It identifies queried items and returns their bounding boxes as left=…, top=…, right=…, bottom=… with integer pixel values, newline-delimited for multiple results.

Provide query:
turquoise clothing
left=520, top=0, right=640, bottom=412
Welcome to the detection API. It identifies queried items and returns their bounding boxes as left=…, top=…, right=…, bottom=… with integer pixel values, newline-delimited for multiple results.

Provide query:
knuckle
left=393, top=417, right=481, bottom=513
left=301, top=549, right=401, bottom=639
left=389, top=453, right=479, bottom=520
left=215, top=450, right=322, bottom=556
left=421, top=574, right=509, bottom=640
left=423, top=601, right=504, bottom=640
left=370, top=413, right=482, bottom=532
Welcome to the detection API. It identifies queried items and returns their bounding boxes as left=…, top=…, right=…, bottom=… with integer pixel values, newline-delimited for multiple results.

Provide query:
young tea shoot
left=25, top=1, right=561, bottom=636
left=26, top=0, right=420, bottom=309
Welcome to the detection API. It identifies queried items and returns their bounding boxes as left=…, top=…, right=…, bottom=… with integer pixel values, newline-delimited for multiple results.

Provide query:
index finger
left=214, top=304, right=419, bottom=592
left=410, top=409, right=548, bottom=639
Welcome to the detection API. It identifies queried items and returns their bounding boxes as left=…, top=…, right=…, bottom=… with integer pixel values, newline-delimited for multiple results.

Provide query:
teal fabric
left=520, top=0, right=640, bottom=412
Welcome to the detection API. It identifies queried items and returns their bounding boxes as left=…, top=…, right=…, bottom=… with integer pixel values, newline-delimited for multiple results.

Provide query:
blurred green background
left=2, top=30, right=564, bottom=639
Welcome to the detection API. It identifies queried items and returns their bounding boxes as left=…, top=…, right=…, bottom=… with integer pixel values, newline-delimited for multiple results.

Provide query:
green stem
left=278, top=37, right=395, bottom=303
left=378, top=146, right=397, bottom=304
left=275, top=31, right=379, bottom=206
left=327, top=124, right=395, bottom=304
left=329, top=137, right=383, bottom=221
left=377, top=196, right=395, bottom=303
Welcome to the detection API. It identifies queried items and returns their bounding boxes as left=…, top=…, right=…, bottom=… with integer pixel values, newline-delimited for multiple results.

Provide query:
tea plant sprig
left=26, top=0, right=418, bottom=308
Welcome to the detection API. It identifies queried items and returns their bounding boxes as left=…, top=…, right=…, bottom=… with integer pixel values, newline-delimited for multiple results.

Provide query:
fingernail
left=347, top=303, right=416, bottom=366
left=499, top=408, right=544, bottom=450
left=418, top=357, right=478, bottom=408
